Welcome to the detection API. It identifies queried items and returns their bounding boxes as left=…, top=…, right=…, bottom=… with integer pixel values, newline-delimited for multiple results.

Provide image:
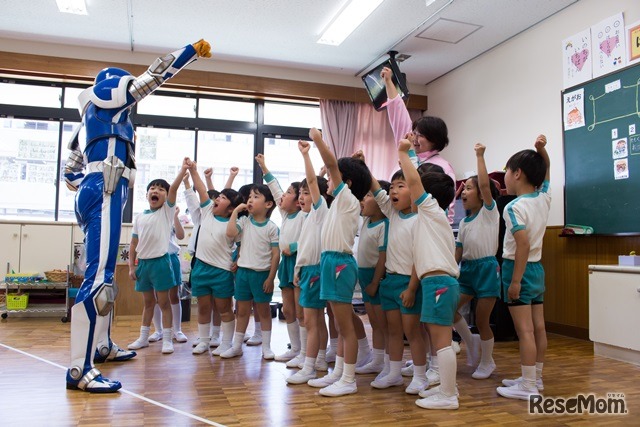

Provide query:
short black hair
left=417, top=162, right=445, bottom=175
left=251, top=184, right=276, bottom=218
left=147, top=179, right=169, bottom=192
left=390, top=169, right=405, bottom=182
left=505, top=149, right=547, bottom=188
left=413, top=116, right=449, bottom=152
left=300, top=176, right=333, bottom=208
left=377, top=180, right=391, bottom=194
left=467, top=175, right=500, bottom=201
left=290, top=181, right=301, bottom=200
left=238, top=183, right=253, bottom=203
left=207, top=189, right=220, bottom=200
left=337, top=157, right=372, bottom=201
left=219, top=188, right=243, bottom=210
left=421, top=172, right=455, bottom=210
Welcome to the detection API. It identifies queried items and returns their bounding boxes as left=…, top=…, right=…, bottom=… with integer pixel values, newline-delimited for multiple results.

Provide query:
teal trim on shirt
left=313, top=198, right=323, bottom=209
left=464, top=211, right=479, bottom=223
left=201, top=199, right=212, bottom=208
left=415, top=192, right=428, bottom=206
left=484, top=200, right=496, bottom=210
left=287, top=211, right=301, bottom=219
left=399, top=210, right=417, bottom=219
left=456, top=241, right=463, bottom=247
left=373, top=188, right=383, bottom=196
left=250, top=216, right=270, bottom=227
left=332, top=181, right=345, bottom=197
left=264, top=172, right=275, bottom=183
left=270, top=242, right=279, bottom=247
left=214, top=215, right=229, bottom=222
left=132, top=233, right=138, bottom=238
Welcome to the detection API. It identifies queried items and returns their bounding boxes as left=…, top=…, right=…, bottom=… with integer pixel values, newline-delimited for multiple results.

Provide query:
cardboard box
left=618, top=255, right=640, bottom=266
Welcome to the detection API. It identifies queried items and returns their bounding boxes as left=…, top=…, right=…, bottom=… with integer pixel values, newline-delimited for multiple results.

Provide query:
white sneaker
left=426, top=368, right=441, bottom=387
left=355, top=360, right=384, bottom=375
left=211, top=342, right=231, bottom=356
left=192, top=342, right=209, bottom=355
left=497, top=383, right=539, bottom=400
left=325, top=347, right=337, bottom=363
left=246, top=335, right=263, bottom=346
left=374, top=369, right=390, bottom=382
left=416, top=392, right=459, bottom=410
left=466, top=334, right=480, bottom=367
left=243, top=333, right=251, bottom=342
left=173, top=331, right=188, bottom=343
left=319, top=380, right=357, bottom=397
left=286, top=370, right=317, bottom=384
left=161, top=340, right=174, bottom=354
left=472, top=361, right=496, bottom=379
left=371, top=374, right=404, bottom=389
left=401, top=363, right=414, bottom=377
left=148, top=331, right=162, bottom=342
left=286, top=353, right=305, bottom=368
left=262, top=348, right=275, bottom=360
left=220, top=346, right=243, bottom=359
left=127, top=338, right=149, bottom=350
left=210, top=335, right=221, bottom=348
left=452, top=340, right=461, bottom=354
left=308, top=372, right=340, bottom=388
left=315, top=358, right=329, bottom=372
left=405, top=377, right=430, bottom=395
left=419, top=385, right=460, bottom=398
left=275, top=349, right=299, bottom=362
left=356, top=348, right=373, bottom=368
left=502, top=376, right=544, bottom=391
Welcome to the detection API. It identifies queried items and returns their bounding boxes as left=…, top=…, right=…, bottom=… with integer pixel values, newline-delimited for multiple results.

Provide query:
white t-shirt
left=295, top=197, right=329, bottom=277
left=264, top=173, right=306, bottom=253
left=184, top=188, right=201, bottom=255
left=320, top=182, right=360, bottom=254
left=502, top=181, right=551, bottom=262
left=374, top=188, right=416, bottom=275
left=356, top=217, right=389, bottom=269
left=413, top=192, right=459, bottom=278
left=196, top=200, right=237, bottom=271
left=236, top=215, right=280, bottom=271
left=456, top=200, right=499, bottom=260
left=132, top=202, right=175, bottom=260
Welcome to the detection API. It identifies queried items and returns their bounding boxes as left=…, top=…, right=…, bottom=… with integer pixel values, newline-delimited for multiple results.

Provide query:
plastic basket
left=6, top=293, right=29, bottom=310
left=45, top=270, right=68, bottom=283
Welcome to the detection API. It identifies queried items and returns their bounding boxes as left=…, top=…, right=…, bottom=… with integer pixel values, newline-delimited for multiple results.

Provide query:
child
left=286, top=139, right=332, bottom=384
left=224, top=184, right=280, bottom=359
left=397, top=139, right=459, bottom=410
left=127, top=159, right=189, bottom=355
left=254, top=154, right=306, bottom=365
left=187, top=163, right=243, bottom=357
left=497, top=135, right=550, bottom=400
left=354, top=182, right=389, bottom=376
left=453, top=143, right=501, bottom=379
left=305, top=128, right=372, bottom=397
left=381, top=66, right=456, bottom=224
left=148, top=206, right=189, bottom=344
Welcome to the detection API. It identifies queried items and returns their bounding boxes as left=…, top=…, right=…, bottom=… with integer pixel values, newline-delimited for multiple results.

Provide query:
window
left=63, top=87, right=88, bottom=110
left=264, top=102, right=321, bottom=128
left=0, top=118, right=60, bottom=220
left=199, top=98, right=255, bottom=122
left=0, top=82, right=62, bottom=108
left=137, top=94, right=197, bottom=118
left=57, top=122, right=83, bottom=222
left=196, top=131, right=255, bottom=192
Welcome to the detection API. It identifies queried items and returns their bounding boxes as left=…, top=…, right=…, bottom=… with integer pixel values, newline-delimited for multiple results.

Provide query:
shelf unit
left=1, top=272, right=70, bottom=323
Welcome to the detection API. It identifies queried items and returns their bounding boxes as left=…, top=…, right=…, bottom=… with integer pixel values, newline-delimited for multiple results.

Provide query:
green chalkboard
left=563, top=63, right=640, bottom=235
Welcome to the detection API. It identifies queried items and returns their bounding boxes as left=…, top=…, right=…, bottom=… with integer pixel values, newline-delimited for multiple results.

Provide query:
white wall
left=424, top=0, right=640, bottom=226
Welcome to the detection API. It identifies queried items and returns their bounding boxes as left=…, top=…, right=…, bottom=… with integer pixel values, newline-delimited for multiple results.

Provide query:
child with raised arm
left=497, top=135, right=551, bottom=400
left=397, top=139, right=460, bottom=410
left=286, top=139, right=333, bottom=384
left=381, top=66, right=457, bottom=224
left=453, top=143, right=501, bottom=379
left=127, top=158, right=190, bottom=355
left=224, top=184, right=279, bottom=360
left=187, top=163, right=243, bottom=357
left=254, top=154, right=307, bottom=365
left=305, top=128, right=372, bottom=397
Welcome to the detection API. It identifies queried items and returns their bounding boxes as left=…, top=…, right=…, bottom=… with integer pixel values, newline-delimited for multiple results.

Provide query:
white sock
left=262, top=330, right=272, bottom=352
left=317, top=348, right=327, bottom=362
left=380, top=353, right=390, bottom=376
left=162, top=328, right=173, bottom=343
left=302, top=357, right=316, bottom=374
left=253, top=321, right=262, bottom=337
left=152, top=306, right=162, bottom=333
left=522, top=365, right=537, bottom=389
left=430, top=354, right=439, bottom=371
left=231, top=332, right=244, bottom=350
left=358, top=337, right=371, bottom=351
left=299, top=326, right=307, bottom=357
left=171, top=302, right=182, bottom=333
left=287, top=320, right=301, bottom=352
left=341, top=363, right=356, bottom=383
left=211, top=325, right=221, bottom=339
left=413, top=364, right=427, bottom=381
left=329, top=338, right=338, bottom=352
left=139, top=325, right=150, bottom=341
left=389, top=360, right=403, bottom=378
left=198, top=323, right=211, bottom=342
left=535, top=362, right=544, bottom=379
left=436, top=346, right=457, bottom=397
left=453, top=318, right=473, bottom=345
left=221, top=320, right=235, bottom=346
left=372, top=348, right=385, bottom=365
left=333, top=356, right=344, bottom=378
left=480, top=338, right=495, bottom=365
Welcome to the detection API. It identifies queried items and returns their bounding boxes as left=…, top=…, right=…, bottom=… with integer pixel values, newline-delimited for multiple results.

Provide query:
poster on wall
left=562, top=28, right=592, bottom=89
left=626, top=19, right=640, bottom=66
left=591, top=13, right=626, bottom=78
left=563, top=88, right=585, bottom=131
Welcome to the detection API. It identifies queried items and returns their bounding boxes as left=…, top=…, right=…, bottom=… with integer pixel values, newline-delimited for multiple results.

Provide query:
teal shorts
left=278, top=253, right=297, bottom=289
left=358, top=267, right=381, bottom=305
left=319, top=251, right=358, bottom=304
left=501, top=259, right=545, bottom=305
left=299, top=264, right=325, bottom=309
left=190, top=258, right=235, bottom=298
left=135, top=254, right=175, bottom=292
left=420, top=275, right=460, bottom=326
left=169, top=252, right=182, bottom=286
left=379, top=273, right=422, bottom=315
left=235, top=267, right=273, bottom=303
left=459, top=256, right=500, bottom=298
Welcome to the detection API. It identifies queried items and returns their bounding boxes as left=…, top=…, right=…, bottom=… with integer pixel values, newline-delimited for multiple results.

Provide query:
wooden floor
left=1, top=312, right=639, bottom=427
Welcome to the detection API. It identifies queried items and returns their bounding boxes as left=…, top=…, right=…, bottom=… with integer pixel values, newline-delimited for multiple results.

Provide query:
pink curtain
left=319, top=100, right=358, bottom=158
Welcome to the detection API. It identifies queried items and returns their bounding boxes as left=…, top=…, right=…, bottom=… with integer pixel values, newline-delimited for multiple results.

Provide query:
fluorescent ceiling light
left=318, top=0, right=385, bottom=46
left=56, top=0, right=88, bottom=15
left=426, top=0, right=437, bottom=6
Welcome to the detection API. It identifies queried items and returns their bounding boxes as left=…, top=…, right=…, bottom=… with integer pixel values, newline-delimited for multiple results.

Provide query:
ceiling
left=0, top=0, right=578, bottom=88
